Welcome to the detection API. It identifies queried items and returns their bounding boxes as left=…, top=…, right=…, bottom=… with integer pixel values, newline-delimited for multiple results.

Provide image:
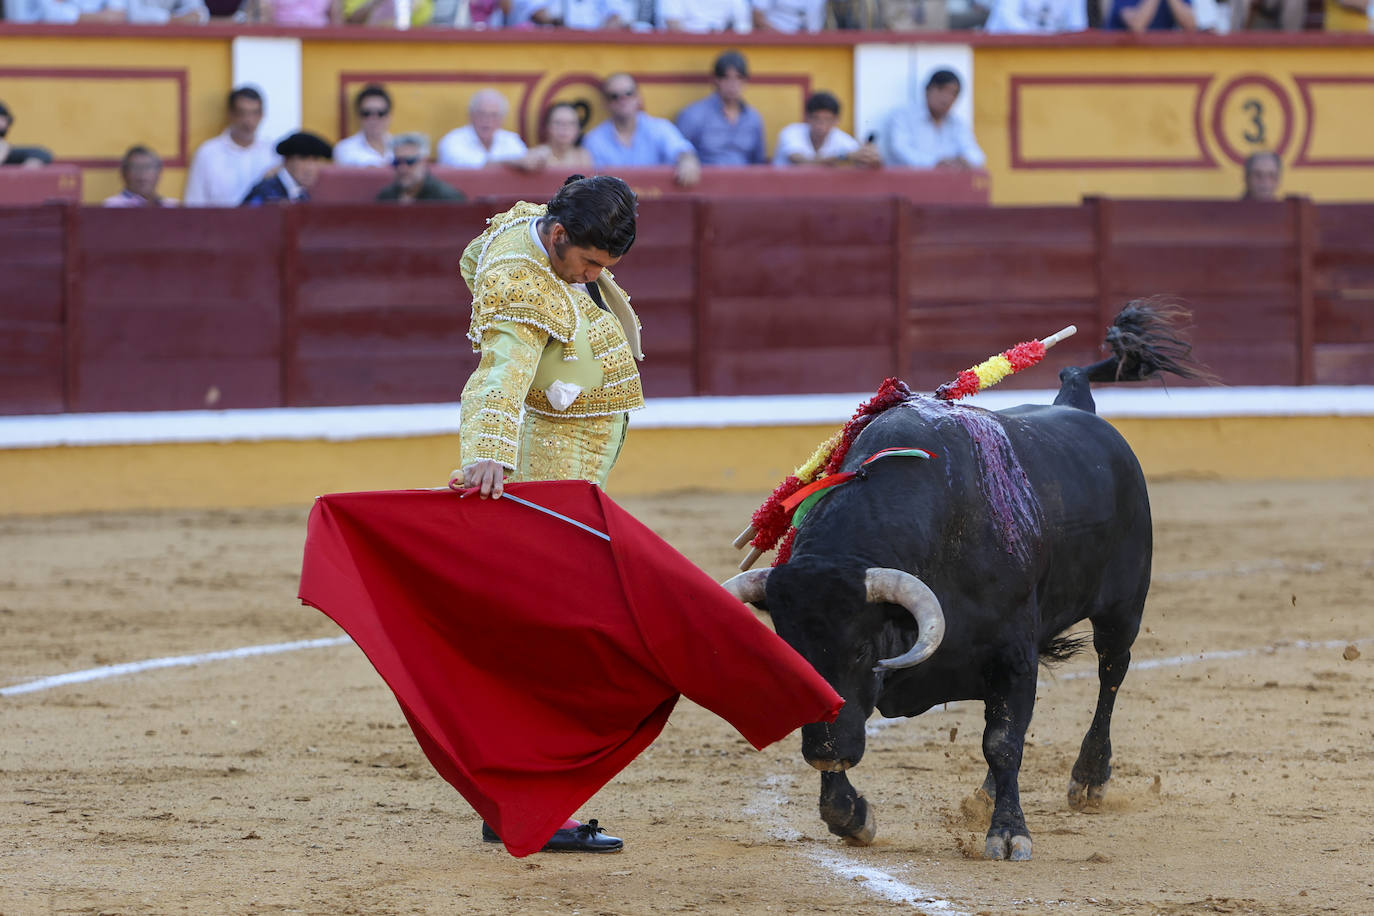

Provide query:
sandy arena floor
left=1, top=479, right=1372, bottom=916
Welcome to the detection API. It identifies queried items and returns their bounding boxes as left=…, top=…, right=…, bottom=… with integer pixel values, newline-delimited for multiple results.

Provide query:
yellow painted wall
left=975, top=44, right=1374, bottom=205
left=0, top=34, right=232, bottom=204
left=300, top=38, right=853, bottom=174
left=7, top=31, right=1374, bottom=208
left=0, top=32, right=849, bottom=204
left=1, top=416, right=1370, bottom=516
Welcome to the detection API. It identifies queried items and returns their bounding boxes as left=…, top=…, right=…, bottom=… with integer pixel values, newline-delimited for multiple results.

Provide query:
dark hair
left=1243, top=150, right=1281, bottom=175
left=355, top=84, right=391, bottom=114
left=713, top=50, right=749, bottom=79
left=543, top=101, right=583, bottom=131
left=544, top=174, right=638, bottom=257
left=601, top=72, right=637, bottom=97
left=0, top=100, right=11, bottom=122
left=926, top=70, right=961, bottom=91
left=804, top=91, right=841, bottom=117
left=228, top=86, right=264, bottom=111
left=120, top=145, right=160, bottom=171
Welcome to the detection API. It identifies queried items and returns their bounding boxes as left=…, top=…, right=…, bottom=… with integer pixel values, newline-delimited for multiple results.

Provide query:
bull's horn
left=865, top=568, right=946, bottom=671
left=721, top=568, right=771, bottom=605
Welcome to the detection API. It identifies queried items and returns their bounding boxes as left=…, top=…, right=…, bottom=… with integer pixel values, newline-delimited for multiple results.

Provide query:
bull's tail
left=1055, top=299, right=1215, bottom=413
left=1039, top=632, right=1092, bottom=668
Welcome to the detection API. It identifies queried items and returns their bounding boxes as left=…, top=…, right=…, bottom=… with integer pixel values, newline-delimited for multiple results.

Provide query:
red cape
left=298, top=481, right=842, bottom=857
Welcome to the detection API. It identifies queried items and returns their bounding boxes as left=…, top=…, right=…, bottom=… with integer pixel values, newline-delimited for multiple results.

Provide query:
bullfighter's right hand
left=451, top=460, right=506, bottom=499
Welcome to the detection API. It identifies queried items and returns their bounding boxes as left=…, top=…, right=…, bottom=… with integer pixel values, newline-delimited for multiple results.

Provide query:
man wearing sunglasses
left=581, top=73, right=701, bottom=187
left=376, top=133, right=465, bottom=202
left=334, top=84, right=394, bottom=168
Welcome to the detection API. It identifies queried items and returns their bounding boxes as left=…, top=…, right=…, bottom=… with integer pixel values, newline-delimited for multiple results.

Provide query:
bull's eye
left=853, top=644, right=874, bottom=666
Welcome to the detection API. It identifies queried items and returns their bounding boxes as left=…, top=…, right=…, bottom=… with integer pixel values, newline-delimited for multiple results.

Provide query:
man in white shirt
left=103, top=145, right=178, bottom=207
left=660, top=0, right=751, bottom=30
left=334, top=84, right=393, bottom=168
left=126, top=0, right=208, bottom=21
left=982, top=0, right=1086, bottom=32
left=879, top=69, right=986, bottom=170
left=510, top=0, right=624, bottom=26
left=751, top=0, right=827, bottom=31
left=773, top=91, right=879, bottom=167
left=437, top=89, right=528, bottom=168
left=183, top=86, right=279, bottom=207
left=38, top=0, right=126, bottom=21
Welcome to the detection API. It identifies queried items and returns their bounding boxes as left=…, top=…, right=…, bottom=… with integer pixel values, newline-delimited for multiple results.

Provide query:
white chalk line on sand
left=0, top=636, right=350, bottom=697
left=2, top=627, right=1367, bottom=915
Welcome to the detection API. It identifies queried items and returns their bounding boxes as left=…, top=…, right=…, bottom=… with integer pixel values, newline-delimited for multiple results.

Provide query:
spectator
left=582, top=73, right=701, bottom=186
left=983, top=0, right=1086, bottom=31
left=615, top=0, right=658, bottom=28
left=241, top=132, right=332, bottom=205
left=878, top=69, right=985, bottom=170
left=103, top=146, right=177, bottom=207
left=752, top=0, right=827, bottom=30
left=342, top=0, right=432, bottom=25
left=127, top=0, right=209, bottom=20
left=660, top=0, right=751, bottom=30
left=429, top=0, right=506, bottom=25
left=0, top=101, right=54, bottom=168
left=504, top=0, right=620, bottom=24
left=675, top=50, right=767, bottom=166
left=38, top=0, right=127, bottom=21
left=184, top=86, right=278, bottom=207
left=1107, top=0, right=1198, bottom=30
left=512, top=102, right=595, bottom=173
left=1230, top=0, right=1302, bottom=29
left=334, top=84, right=393, bottom=168
left=829, top=0, right=875, bottom=25
left=773, top=91, right=879, bottom=167
left=377, top=134, right=466, bottom=202
left=259, top=0, right=339, bottom=22
left=437, top=89, right=528, bottom=168
left=204, top=0, right=246, bottom=17
left=875, top=0, right=949, bottom=28
left=1241, top=151, right=1282, bottom=201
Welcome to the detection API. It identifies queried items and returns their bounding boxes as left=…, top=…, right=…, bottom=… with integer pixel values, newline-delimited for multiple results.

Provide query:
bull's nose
left=804, top=756, right=852, bottom=773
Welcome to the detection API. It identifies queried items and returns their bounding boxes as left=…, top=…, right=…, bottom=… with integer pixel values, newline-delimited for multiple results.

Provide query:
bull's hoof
left=984, top=833, right=1032, bottom=861
left=1067, top=779, right=1107, bottom=811
left=840, top=804, right=877, bottom=847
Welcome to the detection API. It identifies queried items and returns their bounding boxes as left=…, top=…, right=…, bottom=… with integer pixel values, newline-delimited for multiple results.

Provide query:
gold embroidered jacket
left=458, top=202, right=645, bottom=471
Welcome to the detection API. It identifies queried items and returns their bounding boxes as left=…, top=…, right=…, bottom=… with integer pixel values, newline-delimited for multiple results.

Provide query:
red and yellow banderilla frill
left=733, top=325, right=1077, bottom=570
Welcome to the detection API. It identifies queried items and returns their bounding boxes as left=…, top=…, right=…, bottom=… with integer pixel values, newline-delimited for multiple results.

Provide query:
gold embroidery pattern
left=457, top=201, right=646, bottom=466
left=458, top=321, right=545, bottom=470
left=511, top=410, right=627, bottom=486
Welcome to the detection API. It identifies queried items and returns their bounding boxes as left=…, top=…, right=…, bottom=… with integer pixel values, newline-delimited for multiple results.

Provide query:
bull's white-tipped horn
left=721, top=568, right=771, bottom=605
left=865, top=568, right=946, bottom=671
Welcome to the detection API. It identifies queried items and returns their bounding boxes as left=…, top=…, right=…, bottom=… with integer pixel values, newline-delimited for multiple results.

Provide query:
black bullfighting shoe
left=480, top=819, right=624, bottom=853
left=541, top=819, right=624, bottom=853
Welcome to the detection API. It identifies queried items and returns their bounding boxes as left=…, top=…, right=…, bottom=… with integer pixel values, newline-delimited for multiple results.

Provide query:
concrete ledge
left=5, top=387, right=1374, bottom=450
left=2, top=389, right=1372, bottom=515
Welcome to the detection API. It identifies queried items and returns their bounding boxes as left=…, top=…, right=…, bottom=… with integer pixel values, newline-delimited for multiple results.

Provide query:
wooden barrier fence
left=3, top=196, right=1372, bottom=416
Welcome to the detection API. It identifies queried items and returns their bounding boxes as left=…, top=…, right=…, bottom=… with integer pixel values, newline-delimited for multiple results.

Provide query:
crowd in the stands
left=2, top=0, right=1356, bottom=34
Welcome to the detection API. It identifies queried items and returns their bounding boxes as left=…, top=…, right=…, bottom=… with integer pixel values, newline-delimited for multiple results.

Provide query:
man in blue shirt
left=674, top=50, right=767, bottom=167
left=582, top=73, right=702, bottom=187
left=1107, top=0, right=1198, bottom=30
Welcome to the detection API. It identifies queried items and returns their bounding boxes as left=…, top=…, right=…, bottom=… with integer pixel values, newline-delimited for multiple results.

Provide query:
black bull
left=724, top=304, right=1208, bottom=861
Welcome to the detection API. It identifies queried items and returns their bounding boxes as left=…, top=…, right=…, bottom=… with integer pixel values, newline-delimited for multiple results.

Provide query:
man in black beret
left=241, top=131, right=332, bottom=206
